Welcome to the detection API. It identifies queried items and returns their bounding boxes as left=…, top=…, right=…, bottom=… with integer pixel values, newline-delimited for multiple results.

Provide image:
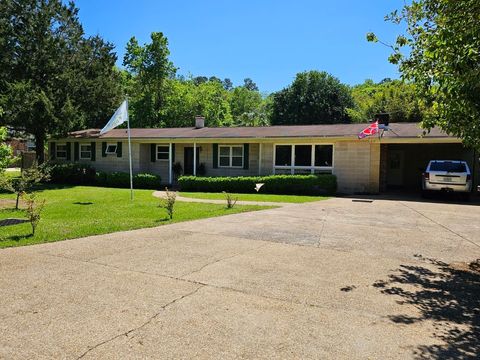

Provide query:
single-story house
left=49, top=117, right=478, bottom=194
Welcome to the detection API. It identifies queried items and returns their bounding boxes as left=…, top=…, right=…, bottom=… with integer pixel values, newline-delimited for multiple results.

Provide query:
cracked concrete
left=0, top=196, right=479, bottom=359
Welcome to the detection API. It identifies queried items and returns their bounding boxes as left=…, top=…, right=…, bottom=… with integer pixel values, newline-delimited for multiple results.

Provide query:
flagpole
left=126, top=98, right=134, bottom=201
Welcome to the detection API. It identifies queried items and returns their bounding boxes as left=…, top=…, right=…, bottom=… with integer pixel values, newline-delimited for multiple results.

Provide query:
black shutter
left=74, top=142, right=79, bottom=161
left=243, top=143, right=249, bottom=169
left=213, top=143, right=218, bottom=168
left=150, top=144, right=156, bottom=162
left=171, top=143, right=175, bottom=162
left=66, top=142, right=71, bottom=161
left=91, top=142, right=96, bottom=161
left=117, top=142, right=122, bottom=157
left=102, top=142, right=107, bottom=157
left=50, top=142, right=56, bottom=160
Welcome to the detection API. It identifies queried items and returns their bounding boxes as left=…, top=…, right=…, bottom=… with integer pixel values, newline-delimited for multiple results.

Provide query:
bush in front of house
left=178, top=174, right=337, bottom=195
left=49, top=163, right=96, bottom=185
left=48, top=163, right=161, bottom=189
left=95, top=171, right=161, bottom=189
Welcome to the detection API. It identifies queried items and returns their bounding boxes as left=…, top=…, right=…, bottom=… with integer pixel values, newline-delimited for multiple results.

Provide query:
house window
left=294, top=145, right=312, bottom=166
left=56, top=144, right=67, bottom=159
left=105, top=144, right=117, bottom=154
left=157, top=145, right=169, bottom=160
left=275, top=145, right=292, bottom=166
left=219, top=145, right=243, bottom=168
left=80, top=144, right=92, bottom=159
left=274, top=144, right=333, bottom=174
left=314, top=145, right=333, bottom=167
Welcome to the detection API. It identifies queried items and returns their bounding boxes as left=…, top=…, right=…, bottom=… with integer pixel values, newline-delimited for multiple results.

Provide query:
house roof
left=67, top=123, right=453, bottom=140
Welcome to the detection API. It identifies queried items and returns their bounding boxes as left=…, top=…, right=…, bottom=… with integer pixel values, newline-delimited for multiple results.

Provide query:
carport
left=379, top=142, right=478, bottom=193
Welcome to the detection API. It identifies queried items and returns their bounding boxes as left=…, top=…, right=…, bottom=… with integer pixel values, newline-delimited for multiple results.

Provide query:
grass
left=180, top=192, right=328, bottom=203
left=0, top=185, right=272, bottom=249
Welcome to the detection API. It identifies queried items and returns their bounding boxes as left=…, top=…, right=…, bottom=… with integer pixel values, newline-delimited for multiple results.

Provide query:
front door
left=387, top=150, right=405, bottom=187
left=184, top=147, right=200, bottom=175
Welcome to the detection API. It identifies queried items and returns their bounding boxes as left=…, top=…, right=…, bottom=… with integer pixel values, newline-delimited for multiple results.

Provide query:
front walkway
left=0, top=197, right=479, bottom=359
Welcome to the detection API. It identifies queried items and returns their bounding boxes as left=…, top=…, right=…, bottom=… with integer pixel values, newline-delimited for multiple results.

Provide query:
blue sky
left=75, top=0, right=405, bottom=93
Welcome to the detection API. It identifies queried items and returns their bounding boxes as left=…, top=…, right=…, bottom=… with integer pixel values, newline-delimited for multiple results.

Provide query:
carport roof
left=68, top=122, right=454, bottom=140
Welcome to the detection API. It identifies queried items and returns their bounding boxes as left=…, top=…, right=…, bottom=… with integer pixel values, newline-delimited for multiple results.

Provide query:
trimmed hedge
left=178, top=174, right=337, bottom=195
left=95, top=171, right=161, bottom=189
left=49, top=163, right=161, bottom=189
left=49, top=163, right=96, bottom=185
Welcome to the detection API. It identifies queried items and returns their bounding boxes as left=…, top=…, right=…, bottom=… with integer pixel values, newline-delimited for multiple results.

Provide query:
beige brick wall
left=333, top=141, right=380, bottom=194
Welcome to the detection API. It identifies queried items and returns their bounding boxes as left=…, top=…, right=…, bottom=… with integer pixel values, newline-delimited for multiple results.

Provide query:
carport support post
left=193, top=142, right=197, bottom=176
left=168, top=142, right=172, bottom=185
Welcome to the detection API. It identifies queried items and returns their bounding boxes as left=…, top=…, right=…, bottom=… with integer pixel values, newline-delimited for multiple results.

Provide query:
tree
left=123, top=32, right=176, bottom=127
left=271, top=71, right=354, bottom=125
left=0, top=162, right=49, bottom=209
left=0, top=0, right=122, bottom=162
left=0, top=126, right=12, bottom=171
left=348, top=79, right=427, bottom=123
left=367, top=0, right=480, bottom=148
left=243, top=78, right=259, bottom=92
left=162, top=78, right=233, bottom=127
left=229, top=86, right=269, bottom=126
left=222, top=78, right=233, bottom=91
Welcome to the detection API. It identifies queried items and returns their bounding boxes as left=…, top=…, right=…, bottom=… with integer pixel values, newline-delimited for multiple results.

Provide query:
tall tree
left=162, top=78, right=232, bottom=127
left=367, top=0, right=480, bottom=148
left=229, top=86, right=267, bottom=126
left=271, top=71, right=354, bottom=125
left=348, top=79, right=427, bottom=123
left=0, top=126, right=12, bottom=171
left=243, top=78, right=259, bottom=92
left=123, top=32, right=176, bottom=127
left=0, top=0, right=122, bottom=162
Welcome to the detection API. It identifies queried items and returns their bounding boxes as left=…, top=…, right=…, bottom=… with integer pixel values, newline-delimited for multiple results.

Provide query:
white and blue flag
left=100, top=99, right=129, bottom=135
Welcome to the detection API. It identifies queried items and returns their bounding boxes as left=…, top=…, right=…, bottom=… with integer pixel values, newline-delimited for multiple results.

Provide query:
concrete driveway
left=1, top=197, right=479, bottom=359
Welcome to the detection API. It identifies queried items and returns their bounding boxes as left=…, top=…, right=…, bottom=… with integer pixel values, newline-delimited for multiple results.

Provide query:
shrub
left=223, top=191, right=238, bottom=208
left=22, top=192, right=46, bottom=235
left=159, top=187, right=176, bottom=219
left=178, top=174, right=337, bottom=195
left=49, top=163, right=96, bottom=185
left=95, top=171, right=161, bottom=189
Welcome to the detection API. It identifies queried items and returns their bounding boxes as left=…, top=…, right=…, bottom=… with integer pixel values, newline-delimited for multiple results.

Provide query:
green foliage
left=271, top=71, right=354, bottom=125
left=0, top=0, right=122, bottom=162
left=0, top=127, right=12, bottom=171
left=95, top=172, right=161, bottom=189
left=123, top=32, right=176, bottom=127
left=347, top=79, right=427, bottom=123
left=178, top=174, right=337, bottom=195
left=370, top=0, right=480, bottom=148
left=49, top=163, right=97, bottom=185
left=159, top=187, right=176, bottom=219
left=22, top=192, right=46, bottom=235
left=0, top=163, right=50, bottom=209
left=48, top=163, right=161, bottom=189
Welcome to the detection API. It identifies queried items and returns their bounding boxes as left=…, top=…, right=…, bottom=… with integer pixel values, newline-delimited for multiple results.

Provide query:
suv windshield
left=430, top=161, right=466, bottom=172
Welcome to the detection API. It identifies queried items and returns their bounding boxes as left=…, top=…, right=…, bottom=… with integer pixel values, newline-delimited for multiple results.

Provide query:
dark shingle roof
left=67, top=123, right=453, bottom=140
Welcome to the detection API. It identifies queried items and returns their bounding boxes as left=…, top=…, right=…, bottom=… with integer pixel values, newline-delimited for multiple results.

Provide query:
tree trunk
left=35, top=134, right=45, bottom=164
left=15, top=192, right=20, bottom=210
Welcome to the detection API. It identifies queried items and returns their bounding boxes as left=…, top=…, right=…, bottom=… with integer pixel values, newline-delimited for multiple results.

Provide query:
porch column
left=168, top=142, right=172, bottom=184
left=258, top=143, right=262, bottom=175
left=193, top=142, right=197, bottom=176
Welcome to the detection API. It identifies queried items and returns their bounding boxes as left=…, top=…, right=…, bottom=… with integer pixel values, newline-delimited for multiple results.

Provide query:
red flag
left=358, top=121, right=379, bottom=139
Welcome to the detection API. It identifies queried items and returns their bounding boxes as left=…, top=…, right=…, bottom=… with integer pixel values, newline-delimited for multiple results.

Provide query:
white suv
left=422, top=160, right=472, bottom=195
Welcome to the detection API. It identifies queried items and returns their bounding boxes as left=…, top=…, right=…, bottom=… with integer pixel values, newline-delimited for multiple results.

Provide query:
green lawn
left=0, top=186, right=272, bottom=249
left=180, top=192, right=328, bottom=203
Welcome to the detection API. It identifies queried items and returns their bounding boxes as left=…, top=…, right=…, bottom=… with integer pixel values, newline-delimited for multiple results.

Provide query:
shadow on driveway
left=373, top=256, right=480, bottom=359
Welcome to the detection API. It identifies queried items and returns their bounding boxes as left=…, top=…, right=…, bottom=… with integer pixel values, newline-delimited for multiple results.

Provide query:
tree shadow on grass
left=0, top=233, right=33, bottom=243
left=373, top=257, right=480, bottom=359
